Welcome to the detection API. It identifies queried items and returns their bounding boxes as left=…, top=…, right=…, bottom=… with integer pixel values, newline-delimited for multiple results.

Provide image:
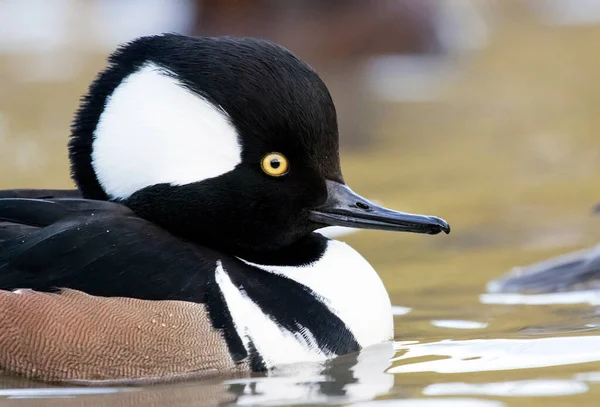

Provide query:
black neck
left=230, top=232, right=329, bottom=266
left=123, top=182, right=330, bottom=266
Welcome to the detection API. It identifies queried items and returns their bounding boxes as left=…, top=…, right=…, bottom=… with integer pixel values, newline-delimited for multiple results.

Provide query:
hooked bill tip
left=431, top=216, right=451, bottom=234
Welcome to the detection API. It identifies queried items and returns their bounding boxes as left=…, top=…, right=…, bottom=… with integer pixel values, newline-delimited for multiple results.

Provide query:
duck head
left=69, top=33, right=449, bottom=258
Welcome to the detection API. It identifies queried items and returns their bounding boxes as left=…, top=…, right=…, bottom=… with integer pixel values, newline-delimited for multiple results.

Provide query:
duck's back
left=0, top=193, right=218, bottom=299
left=0, top=193, right=366, bottom=383
left=0, top=189, right=80, bottom=241
left=0, top=193, right=255, bottom=383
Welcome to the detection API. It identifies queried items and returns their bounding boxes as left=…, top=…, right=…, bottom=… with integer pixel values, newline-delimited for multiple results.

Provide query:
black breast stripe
left=220, top=257, right=360, bottom=358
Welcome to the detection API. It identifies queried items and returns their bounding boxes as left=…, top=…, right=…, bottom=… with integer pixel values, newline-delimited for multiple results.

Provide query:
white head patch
left=91, top=63, right=242, bottom=200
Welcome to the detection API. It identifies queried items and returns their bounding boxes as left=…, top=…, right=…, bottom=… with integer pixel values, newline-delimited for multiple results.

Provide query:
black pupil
left=270, top=159, right=281, bottom=169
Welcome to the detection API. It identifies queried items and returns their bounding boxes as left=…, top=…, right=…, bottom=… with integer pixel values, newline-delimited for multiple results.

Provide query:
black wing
left=0, top=189, right=83, bottom=240
left=0, top=197, right=220, bottom=302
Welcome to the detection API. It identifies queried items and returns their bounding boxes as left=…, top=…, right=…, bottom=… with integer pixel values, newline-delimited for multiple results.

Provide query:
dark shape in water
left=488, top=244, right=600, bottom=294
left=489, top=201, right=600, bottom=295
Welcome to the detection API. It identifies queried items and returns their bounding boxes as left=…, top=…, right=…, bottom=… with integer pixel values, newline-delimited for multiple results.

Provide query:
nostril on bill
left=355, top=202, right=370, bottom=210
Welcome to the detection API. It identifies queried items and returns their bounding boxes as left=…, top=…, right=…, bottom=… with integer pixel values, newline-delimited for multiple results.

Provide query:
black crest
left=69, top=33, right=343, bottom=201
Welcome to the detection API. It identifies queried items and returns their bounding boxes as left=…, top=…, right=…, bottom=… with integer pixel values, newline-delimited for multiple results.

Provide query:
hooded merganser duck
left=0, top=33, right=449, bottom=385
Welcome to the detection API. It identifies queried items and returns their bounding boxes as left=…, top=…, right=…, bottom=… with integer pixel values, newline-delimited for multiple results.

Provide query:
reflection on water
left=391, top=336, right=600, bottom=374
left=2, top=321, right=600, bottom=405
left=0, top=344, right=394, bottom=406
left=430, top=319, right=488, bottom=330
left=224, top=343, right=394, bottom=406
left=481, top=290, right=600, bottom=306
left=423, top=380, right=589, bottom=397
left=351, top=401, right=505, bottom=407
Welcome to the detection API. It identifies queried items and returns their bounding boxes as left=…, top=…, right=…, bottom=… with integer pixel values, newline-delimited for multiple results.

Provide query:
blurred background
left=2, top=0, right=600, bottom=291
left=3, top=1, right=600, bottom=404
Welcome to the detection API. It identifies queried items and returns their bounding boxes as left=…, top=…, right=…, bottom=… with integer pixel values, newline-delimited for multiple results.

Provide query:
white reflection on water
left=430, top=320, right=488, bottom=329
left=350, top=398, right=505, bottom=407
left=0, top=387, right=136, bottom=399
left=480, top=290, right=600, bottom=305
left=392, top=306, right=412, bottom=316
left=389, top=336, right=600, bottom=374
left=575, top=372, right=600, bottom=382
left=423, top=380, right=588, bottom=397
left=223, top=342, right=395, bottom=406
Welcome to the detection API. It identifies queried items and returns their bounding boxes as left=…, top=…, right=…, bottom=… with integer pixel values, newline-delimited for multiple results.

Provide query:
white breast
left=244, top=240, right=394, bottom=347
left=215, top=239, right=393, bottom=368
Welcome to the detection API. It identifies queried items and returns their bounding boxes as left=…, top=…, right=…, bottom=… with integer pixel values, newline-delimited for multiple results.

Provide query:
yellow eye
left=261, top=153, right=289, bottom=177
